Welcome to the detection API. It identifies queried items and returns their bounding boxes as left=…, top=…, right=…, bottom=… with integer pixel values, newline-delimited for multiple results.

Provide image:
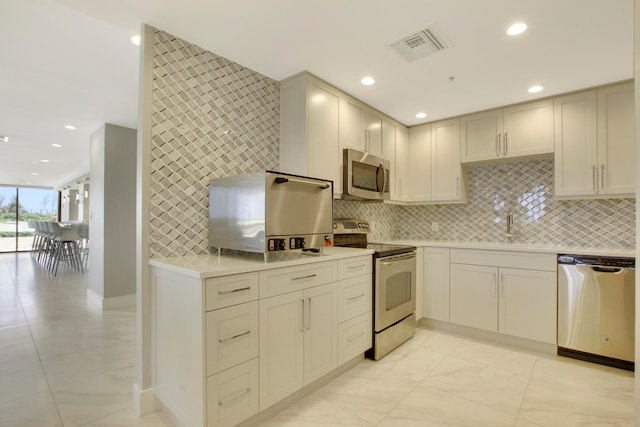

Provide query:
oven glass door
left=375, top=253, right=416, bottom=332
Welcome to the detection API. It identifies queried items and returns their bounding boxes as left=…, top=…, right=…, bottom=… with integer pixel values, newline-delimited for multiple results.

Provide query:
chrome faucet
left=506, top=210, right=514, bottom=243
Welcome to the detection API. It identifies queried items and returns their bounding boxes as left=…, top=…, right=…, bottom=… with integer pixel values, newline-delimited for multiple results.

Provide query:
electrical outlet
left=431, top=221, right=439, bottom=232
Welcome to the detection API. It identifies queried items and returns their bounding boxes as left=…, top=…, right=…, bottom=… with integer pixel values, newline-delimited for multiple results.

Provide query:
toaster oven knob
left=290, top=238, right=296, bottom=249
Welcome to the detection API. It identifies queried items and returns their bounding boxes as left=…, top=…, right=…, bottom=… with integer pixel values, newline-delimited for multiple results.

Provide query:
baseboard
left=87, top=289, right=136, bottom=310
left=418, top=317, right=557, bottom=355
left=133, top=383, right=158, bottom=416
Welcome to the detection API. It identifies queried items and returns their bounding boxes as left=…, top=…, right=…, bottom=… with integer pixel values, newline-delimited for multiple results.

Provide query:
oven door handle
left=379, top=254, right=416, bottom=265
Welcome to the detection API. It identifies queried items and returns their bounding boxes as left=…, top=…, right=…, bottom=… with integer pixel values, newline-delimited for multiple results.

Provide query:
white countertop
left=383, top=240, right=636, bottom=258
left=149, top=246, right=374, bottom=279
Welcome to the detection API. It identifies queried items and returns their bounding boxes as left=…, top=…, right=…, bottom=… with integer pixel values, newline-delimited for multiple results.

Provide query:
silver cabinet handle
left=347, top=293, right=365, bottom=301
left=292, top=273, right=317, bottom=281
left=218, top=286, right=251, bottom=295
left=299, top=299, right=304, bottom=332
left=496, top=133, right=501, bottom=157
left=492, top=273, right=497, bottom=294
left=305, top=297, right=311, bottom=330
left=592, top=165, right=597, bottom=190
left=504, top=132, right=508, bottom=156
left=347, top=264, right=366, bottom=269
left=218, top=388, right=250, bottom=407
left=347, top=331, right=365, bottom=343
left=500, top=274, right=504, bottom=297
left=218, top=330, right=250, bottom=343
left=601, top=164, right=605, bottom=189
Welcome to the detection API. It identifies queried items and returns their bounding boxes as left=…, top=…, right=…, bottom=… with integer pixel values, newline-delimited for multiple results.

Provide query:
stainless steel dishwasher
left=557, top=254, right=635, bottom=371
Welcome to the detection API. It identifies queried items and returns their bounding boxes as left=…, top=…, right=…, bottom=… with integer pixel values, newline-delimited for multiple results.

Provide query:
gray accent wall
left=89, top=123, right=137, bottom=301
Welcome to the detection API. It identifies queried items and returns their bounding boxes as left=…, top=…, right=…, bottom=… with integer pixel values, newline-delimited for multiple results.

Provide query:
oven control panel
left=334, top=218, right=370, bottom=234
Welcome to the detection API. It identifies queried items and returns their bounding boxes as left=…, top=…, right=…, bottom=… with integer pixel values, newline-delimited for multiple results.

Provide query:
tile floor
left=0, top=252, right=635, bottom=426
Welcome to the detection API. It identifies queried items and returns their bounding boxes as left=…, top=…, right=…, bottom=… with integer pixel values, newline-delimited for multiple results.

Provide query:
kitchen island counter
left=149, top=246, right=373, bottom=279
left=382, top=240, right=635, bottom=258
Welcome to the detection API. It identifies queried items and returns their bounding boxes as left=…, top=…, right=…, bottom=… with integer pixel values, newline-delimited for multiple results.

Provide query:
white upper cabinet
left=461, top=99, right=554, bottom=164
left=597, top=83, right=635, bottom=196
left=555, top=82, right=635, bottom=199
left=406, top=120, right=466, bottom=204
left=407, top=125, right=432, bottom=202
left=393, top=126, right=409, bottom=202
left=431, top=118, right=465, bottom=202
left=339, top=96, right=383, bottom=156
left=279, top=73, right=341, bottom=196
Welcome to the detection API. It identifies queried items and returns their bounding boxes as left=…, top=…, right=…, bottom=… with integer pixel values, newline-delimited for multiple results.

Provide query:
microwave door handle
left=379, top=162, right=388, bottom=197
left=274, top=176, right=330, bottom=189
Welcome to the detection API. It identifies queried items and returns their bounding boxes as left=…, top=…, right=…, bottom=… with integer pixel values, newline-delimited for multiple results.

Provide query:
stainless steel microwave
left=342, top=149, right=390, bottom=201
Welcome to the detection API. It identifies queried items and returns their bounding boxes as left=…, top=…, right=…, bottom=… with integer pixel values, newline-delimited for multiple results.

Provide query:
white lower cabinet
left=259, top=282, right=338, bottom=410
left=450, top=263, right=498, bottom=332
left=498, top=268, right=556, bottom=344
left=152, top=256, right=373, bottom=427
left=448, top=249, right=557, bottom=344
left=422, top=247, right=450, bottom=322
left=206, top=358, right=259, bottom=427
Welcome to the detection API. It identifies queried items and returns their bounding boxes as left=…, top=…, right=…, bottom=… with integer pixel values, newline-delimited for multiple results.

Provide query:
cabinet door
left=364, top=109, right=383, bottom=155
left=307, top=81, right=341, bottom=192
left=431, top=118, right=464, bottom=202
left=502, top=99, right=554, bottom=158
left=422, top=247, right=450, bottom=322
left=553, top=91, right=598, bottom=198
left=450, top=264, right=498, bottom=332
left=340, top=97, right=366, bottom=151
left=460, top=109, right=503, bottom=162
left=206, top=358, right=259, bottom=427
left=206, top=301, right=259, bottom=376
left=338, top=312, right=372, bottom=365
left=498, top=268, right=556, bottom=344
left=597, top=83, right=635, bottom=196
left=394, top=126, right=409, bottom=201
left=303, top=283, right=338, bottom=384
left=259, top=291, right=304, bottom=410
left=407, top=125, right=432, bottom=202
left=382, top=120, right=397, bottom=196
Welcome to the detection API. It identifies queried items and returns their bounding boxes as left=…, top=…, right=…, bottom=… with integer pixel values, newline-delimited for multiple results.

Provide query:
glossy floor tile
left=0, top=252, right=635, bottom=426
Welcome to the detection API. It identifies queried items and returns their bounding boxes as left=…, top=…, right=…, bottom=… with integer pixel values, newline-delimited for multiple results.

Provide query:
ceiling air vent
left=390, top=27, right=451, bottom=62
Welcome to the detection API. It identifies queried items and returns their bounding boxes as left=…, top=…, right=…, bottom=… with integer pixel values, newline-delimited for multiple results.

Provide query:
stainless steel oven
left=333, top=219, right=416, bottom=360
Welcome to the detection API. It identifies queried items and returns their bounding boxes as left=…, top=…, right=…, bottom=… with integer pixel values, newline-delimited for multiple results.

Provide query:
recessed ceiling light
left=51, top=144, right=62, bottom=148
left=31, top=173, right=39, bottom=176
left=41, top=160, right=50, bottom=163
left=131, top=35, right=141, bottom=46
left=507, top=22, right=527, bottom=36
left=0, top=136, right=8, bottom=142
left=528, top=85, right=544, bottom=93
left=416, top=112, right=427, bottom=119
left=25, top=181, right=31, bottom=185
left=361, top=76, right=375, bottom=86
left=64, top=125, right=76, bottom=130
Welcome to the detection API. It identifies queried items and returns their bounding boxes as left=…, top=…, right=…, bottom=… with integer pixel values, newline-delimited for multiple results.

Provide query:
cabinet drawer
left=259, top=261, right=338, bottom=298
left=205, top=273, right=259, bottom=311
left=338, top=275, right=372, bottom=323
left=206, top=358, right=259, bottom=427
left=206, top=302, right=259, bottom=376
left=338, top=255, right=372, bottom=279
left=338, top=312, right=372, bottom=365
left=450, top=249, right=556, bottom=271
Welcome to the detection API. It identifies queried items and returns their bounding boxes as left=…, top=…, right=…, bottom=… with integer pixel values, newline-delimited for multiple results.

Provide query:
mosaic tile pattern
left=334, top=200, right=399, bottom=242
left=394, top=160, right=635, bottom=248
left=149, top=30, right=280, bottom=258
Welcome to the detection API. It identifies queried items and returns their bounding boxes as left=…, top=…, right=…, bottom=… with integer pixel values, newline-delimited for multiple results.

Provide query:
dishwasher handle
left=590, top=266, right=624, bottom=274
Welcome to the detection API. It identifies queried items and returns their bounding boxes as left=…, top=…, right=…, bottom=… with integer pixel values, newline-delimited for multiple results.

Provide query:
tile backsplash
left=148, top=29, right=279, bottom=258
left=336, top=159, right=635, bottom=248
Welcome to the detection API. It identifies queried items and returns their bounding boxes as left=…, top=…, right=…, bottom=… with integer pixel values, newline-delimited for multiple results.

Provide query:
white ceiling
left=0, top=0, right=633, bottom=189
